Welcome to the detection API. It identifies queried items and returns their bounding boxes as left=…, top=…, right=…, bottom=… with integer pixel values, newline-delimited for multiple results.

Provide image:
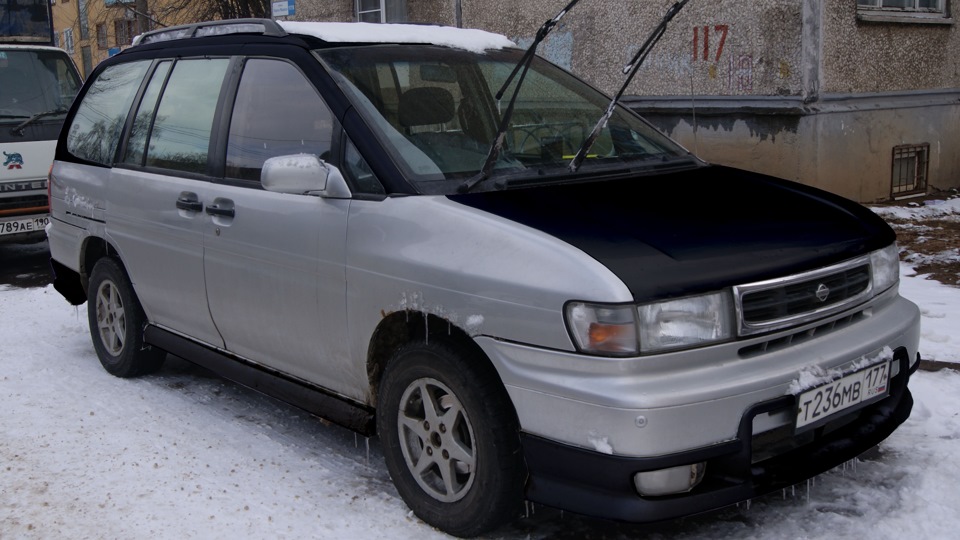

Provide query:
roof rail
left=133, top=18, right=287, bottom=46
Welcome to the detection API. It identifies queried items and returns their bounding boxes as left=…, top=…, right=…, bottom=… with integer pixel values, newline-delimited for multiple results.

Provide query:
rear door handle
left=205, top=200, right=235, bottom=218
left=176, top=192, right=203, bottom=212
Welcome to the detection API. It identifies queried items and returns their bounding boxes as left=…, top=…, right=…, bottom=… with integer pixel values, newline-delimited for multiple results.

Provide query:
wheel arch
left=366, top=310, right=514, bottom=417
left=52, top=235, right=123, bottom=305
left=79, top=235, right=122, bottom=291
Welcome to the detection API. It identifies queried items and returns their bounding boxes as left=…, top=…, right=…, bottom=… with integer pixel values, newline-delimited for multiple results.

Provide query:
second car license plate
left=795, top=361, right=890, bottom=432
left=0, top=216, right=49, bottom=236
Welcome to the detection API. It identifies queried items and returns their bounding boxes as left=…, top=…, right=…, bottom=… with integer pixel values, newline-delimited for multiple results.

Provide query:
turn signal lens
left=565, top=302, right=639, bottom=355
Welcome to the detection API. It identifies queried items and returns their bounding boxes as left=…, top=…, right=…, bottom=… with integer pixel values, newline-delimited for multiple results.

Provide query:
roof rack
left=133, top=18, right=287, bottom=46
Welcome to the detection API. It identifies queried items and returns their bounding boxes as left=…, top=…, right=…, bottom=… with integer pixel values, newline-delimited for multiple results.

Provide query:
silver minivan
left=47, top=18, right=921, bottom=538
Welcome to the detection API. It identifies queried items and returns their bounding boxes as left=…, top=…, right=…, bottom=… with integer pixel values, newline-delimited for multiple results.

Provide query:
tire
left=377, top=340, right=525, bottom=538
left=87, top=257, right=165, bottom=378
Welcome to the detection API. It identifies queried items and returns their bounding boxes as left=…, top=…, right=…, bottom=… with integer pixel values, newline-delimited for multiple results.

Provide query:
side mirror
left=261, top=154, right=352, bottom=199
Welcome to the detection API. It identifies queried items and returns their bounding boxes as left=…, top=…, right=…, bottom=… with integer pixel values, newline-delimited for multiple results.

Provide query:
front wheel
left=377, top=340, right=525, bottom=537
left=87, top=257, right=165, bottom=377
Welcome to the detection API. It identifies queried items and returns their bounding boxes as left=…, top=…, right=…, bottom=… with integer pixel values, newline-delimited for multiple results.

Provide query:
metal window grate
left=891, top=143, right=929, bottom=198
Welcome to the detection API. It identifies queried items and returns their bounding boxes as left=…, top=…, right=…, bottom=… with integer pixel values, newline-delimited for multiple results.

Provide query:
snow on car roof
left=277, top=21, right=516, bottom=53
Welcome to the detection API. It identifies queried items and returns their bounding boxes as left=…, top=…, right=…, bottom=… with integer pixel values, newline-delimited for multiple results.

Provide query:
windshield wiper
left=10, top=108, right=69, bottom=136
left=458, top=0, right=583, bottom=194
left=568, top=0, right=692, bottom=173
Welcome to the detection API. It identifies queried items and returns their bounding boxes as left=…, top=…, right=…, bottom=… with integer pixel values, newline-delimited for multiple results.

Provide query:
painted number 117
left=693, top=25, right=729, bottom=62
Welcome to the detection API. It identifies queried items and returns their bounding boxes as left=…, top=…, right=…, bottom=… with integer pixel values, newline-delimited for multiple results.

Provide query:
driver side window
left=226, top=59, right=335, bottom=182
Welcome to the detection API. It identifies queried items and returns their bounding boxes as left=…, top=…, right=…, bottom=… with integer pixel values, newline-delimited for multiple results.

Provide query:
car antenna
left=568, top=0, right=692, bottom=173
left=458, top=0, right=584, bottom=194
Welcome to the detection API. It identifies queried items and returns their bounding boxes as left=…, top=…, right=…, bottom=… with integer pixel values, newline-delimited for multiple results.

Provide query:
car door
left=201, top=58, right=356, bottom=396
left=108, top=58, right=230, bottom=348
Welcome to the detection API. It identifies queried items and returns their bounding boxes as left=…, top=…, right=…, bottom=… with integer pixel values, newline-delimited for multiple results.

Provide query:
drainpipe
left=800, top=0, right=822, bottom=104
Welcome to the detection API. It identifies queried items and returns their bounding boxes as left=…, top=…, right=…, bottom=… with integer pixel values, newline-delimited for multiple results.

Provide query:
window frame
left=96, top=23, right=108, bottom=49
left=64, top=28, right=75, bottom=54
left=114, top=19, right=137, bottom=47
left=857, top=0, right=953, bottom=24
left=891, top=143, right=930, bottom=199
left=356, top=0, right=385, bottom=23
left=355, top=0, right=407, bottom=23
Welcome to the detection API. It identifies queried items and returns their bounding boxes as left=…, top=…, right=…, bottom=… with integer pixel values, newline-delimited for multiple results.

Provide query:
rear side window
left=225, top=59, right=335, bottom=182
left=66, top=61, right=150, bottom=165
left=144, top=58, right=230, bottom=174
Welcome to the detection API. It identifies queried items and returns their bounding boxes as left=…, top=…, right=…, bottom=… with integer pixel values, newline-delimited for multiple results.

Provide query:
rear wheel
left=87, top=257, right=165, bottom=377
left=377, top=340, right=525, bottom=537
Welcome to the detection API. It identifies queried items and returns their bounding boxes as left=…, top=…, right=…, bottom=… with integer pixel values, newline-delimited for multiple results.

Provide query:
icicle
left=791, top=485, right=795, bottom=498
left=354, top=433, right=358, bottom=448
left=745, top=499, right=751, bottom=511
left=447, top=321, right=451, bottom=335
left=425, top=314, right=429, bottom=344
left=806, top=479, right=810, bottom=503
left=365, top=437, right=370, bottom=464
left=782, top=488, right=786, bottom=500
left=524, top=501, right=530, bottom=518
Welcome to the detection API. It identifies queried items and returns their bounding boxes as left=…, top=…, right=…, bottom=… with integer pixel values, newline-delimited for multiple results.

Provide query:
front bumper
left=478, top=292, right=920, bottom=458
left=520, top=349, right=917, bottom=522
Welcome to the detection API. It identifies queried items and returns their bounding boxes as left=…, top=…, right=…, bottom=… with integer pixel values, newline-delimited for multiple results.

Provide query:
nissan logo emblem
left=815, top=283, right=830, bottom=302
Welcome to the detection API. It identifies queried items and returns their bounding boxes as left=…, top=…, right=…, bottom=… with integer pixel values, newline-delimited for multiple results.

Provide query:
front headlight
left=870, top=243, right=900, bottom=294
left=565, top=292, right=735, bottom=356
left=637, top=291, right=734, bottom=354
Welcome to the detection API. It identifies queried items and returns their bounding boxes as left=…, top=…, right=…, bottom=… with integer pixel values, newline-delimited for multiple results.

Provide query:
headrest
left=398, top=87, right=455, bottom=127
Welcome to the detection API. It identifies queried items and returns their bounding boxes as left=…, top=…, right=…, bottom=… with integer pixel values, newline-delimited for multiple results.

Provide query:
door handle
left=205, top=202, right=235, bottom=218
left=176, top=192, right=203, bottom=212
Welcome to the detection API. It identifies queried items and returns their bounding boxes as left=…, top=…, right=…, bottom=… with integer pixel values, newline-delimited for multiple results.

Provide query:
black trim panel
left=144, top=325, right=375, bottom=434
left=520, top=349, right=915, bottom=523
left=49, top=258, right=86, bottom=305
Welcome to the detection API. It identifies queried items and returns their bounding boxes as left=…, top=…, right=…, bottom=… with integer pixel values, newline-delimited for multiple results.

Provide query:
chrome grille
left=741, top=265, right=869, bottom=323
left=734, top=255, right=873, bottom=336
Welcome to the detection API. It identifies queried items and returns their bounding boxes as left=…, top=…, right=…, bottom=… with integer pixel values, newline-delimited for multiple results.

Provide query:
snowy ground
left=1, top=201, right=959, bottom=539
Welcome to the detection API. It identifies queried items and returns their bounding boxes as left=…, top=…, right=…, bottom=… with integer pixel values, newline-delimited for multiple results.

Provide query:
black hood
left=448, top=165, right=895, bottom=303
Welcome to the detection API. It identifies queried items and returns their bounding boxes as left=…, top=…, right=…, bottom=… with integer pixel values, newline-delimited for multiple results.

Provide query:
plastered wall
left=290, top=0, right=960, bottom=201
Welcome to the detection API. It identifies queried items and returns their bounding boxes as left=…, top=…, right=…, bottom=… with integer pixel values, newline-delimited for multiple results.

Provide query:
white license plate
left=0, top=216, right=49, bottom=236
left=795, top=361, right=890, bottom=431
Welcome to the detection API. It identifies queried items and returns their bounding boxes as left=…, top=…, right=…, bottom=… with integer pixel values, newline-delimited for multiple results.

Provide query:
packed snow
left=1, top=200, right=959, bottom=538
left=277, top=21, right=516, bottom=53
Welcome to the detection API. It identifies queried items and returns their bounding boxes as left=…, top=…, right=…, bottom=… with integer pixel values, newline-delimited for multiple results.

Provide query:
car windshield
left=0, top=49, right=81, bottom=121
left=317, top=45, right=695, bottom=194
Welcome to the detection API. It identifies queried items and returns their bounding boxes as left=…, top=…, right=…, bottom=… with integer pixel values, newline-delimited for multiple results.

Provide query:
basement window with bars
left=891, top=144, right=929, bottom=198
